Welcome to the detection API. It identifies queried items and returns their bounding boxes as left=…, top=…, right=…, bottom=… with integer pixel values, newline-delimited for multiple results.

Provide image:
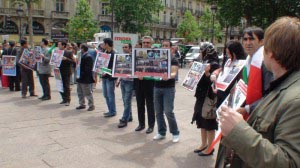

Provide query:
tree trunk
left=27, top=0, right=34, bottom=47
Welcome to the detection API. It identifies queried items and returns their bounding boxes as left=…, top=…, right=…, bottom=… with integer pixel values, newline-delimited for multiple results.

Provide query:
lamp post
left=16, top=6, right=24, bottom=43
left=210, top=4, right=217, bottom=44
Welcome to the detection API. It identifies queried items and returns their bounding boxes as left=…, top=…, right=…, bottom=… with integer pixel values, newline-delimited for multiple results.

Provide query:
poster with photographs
left=19, top=49, right=36, bottom=70
left=50, top=49, right=64, bottom=67
left=2, top=55, right=17, bottom=76
left=33, top=46, right=43, bottom=63
left=76, top=51, right=81, bottom=78
left=216, top=79, right=247, bottom=119
left=53, top=68, right=63, bottom=92
left=112, top=54, right=133, bottom=77
left=181, top=61, right=206, bottom=91
left=93, top=52, right=111, bottom=74
left=133, top=48, right=170, bottom=78
left=215, top=59, right=246, bottom=91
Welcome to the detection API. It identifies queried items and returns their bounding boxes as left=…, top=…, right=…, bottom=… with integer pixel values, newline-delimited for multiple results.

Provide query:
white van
left=184, top=46, right=200, bottom=62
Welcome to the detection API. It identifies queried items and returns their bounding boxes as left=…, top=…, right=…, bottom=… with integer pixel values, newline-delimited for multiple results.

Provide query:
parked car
left=184, top=46, right=200, bottom=63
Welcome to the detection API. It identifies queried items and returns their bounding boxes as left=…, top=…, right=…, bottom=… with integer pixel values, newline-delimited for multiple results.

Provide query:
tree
left=198, top=6, right=223, bottom=43
left=65, top=0, right=98, bottom=42
left=176, top=11, right=200, bottom=43
left=14, top=0, right=41, bottom=47
left=108, top=0, right=163, bottom=34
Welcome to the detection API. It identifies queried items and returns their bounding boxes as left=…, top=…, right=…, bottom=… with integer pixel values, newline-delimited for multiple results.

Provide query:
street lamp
left=210, top=4, right=217, bottom=44
left=16, top=6, right=24, bottom=43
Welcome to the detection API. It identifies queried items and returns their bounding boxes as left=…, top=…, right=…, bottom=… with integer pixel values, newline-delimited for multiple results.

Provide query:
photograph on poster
left=33, top=46, right=42, bottom=63
left=2, top=55, right=16, bottom=76
left=19, top=49, right=36, bottom=70
left=93, top=52, right=111, bottom=74
left=181, top=61, right=206, bottom=91
left=112, top=54, right=133, bottom=77
left=133, top=48, right=170, bottom=78
left=50, top=49, right=64, bottom=67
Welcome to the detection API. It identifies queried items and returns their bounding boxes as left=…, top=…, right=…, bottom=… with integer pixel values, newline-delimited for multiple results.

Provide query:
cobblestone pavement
left=0, top=68, right=218, bottom=168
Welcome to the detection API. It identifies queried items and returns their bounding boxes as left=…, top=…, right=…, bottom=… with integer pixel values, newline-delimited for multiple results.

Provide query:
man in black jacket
left=75, top=43, right=95, bottom=111
left=58, top=41, right=75, bottom=106
left=2, top=41, right=20, bottom=91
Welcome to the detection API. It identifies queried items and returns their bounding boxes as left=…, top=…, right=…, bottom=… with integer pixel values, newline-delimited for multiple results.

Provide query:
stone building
left=0, top=0, right=207, bottom=44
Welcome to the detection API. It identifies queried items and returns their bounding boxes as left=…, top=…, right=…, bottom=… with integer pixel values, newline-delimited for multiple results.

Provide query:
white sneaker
left=172, top=135, right=180, bottom=143
left=153, top=133, right=165, bottom=140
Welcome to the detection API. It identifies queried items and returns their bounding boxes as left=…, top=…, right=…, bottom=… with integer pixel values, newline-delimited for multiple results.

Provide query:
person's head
left=242, top=27, right=264, bottom=56
left=264, top=17, right=300, bottom=72
left=3, top=42, right=9, bottom=49
left=226, top=40, right=246, bottom=60
left=9, top=41, right=16, bottom=48
left=103, top=38, right=113, bottom=51
left=20, top=39, right=28, bottom=48
left=122, top=43, right=132, bottom=53
left=162, top=40, right=172, bottom=49
left=41, top=38, right=48, bottom=47
left=200, top=42, right=218, bottom=62
left=58, top=41, right=67, bottom=50
left=80, top=43, right=89, bottom=53
left=0, top=43, right=2, bottom=49
left=142, top=36, right=153, bottom=48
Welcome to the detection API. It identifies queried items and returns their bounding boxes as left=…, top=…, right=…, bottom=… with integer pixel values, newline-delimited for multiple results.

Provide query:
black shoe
left=41, top=97, right=51, bottom=101
left=60, top=101, right=67, bottom=104
left=87, top=106, right=95, bottom=111
left=198, top=149, right=215, bottom=156
left=30, top=94, right=38, bottom=97
left=135, top=125, right=145, bottom=132
left=38, top=96, right=45, bottom=100
left=104, top=113, right=116, bottom=118
left=146, top=127, right=154, bottom=134
left=65, top=102, right=70, bottom=106
left=76, top=105, right=86, bottom=110
left=128, top=118, right=133, bottom=122
left=194, top=146, right=208, bottom=153
left=118, top=120, right=127, bottom=128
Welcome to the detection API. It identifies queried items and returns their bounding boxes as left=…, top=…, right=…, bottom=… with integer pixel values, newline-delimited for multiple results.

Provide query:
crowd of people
left=0, top=16, right=299, bottom=167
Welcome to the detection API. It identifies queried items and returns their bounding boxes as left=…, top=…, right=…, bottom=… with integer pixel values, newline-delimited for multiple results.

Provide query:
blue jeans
left=102, top=79, right=116, bottom=115
left=121, top=80, right=134, bottom=121
left=154, top=87, right=179, bottom=136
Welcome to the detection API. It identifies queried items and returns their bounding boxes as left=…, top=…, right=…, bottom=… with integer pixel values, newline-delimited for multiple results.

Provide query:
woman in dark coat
left=192, top=42, right=220, bottom=156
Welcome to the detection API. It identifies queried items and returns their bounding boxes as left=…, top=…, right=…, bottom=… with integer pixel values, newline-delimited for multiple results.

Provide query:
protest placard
left=19, top=49, right=36, bottom=70
left=112, top=54, right=133, bottom=77
left=50, top=49, right=64, bottom=67
left=93, top=52, right=111, bottom=74
left=2, top=55, right=16, bottom=76
left=181, top=61, right=206, bottom=91
left=53, top=68, right=63, bottom=92
left=215, top=59, right=246, bottom=91
left=33, top=46, right=42, bottom=63
left=76, top=51, right=81, bottom=79
left=132, top=48, right=170, bottom=78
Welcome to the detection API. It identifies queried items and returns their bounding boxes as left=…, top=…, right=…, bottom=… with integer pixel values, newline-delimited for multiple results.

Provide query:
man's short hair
left=162, top=40, right=172, bottom=47
left=80, top=43, right=89, bottom=52
left=20, top=39, right=27, bottom=46
left=243, top=27, right=264, bottom=41
left=142, top=36, right=154, bottom=43
left=103, top=38, right=113, bottom=47
left=42, top=38, right=48, bottom=45
left=9, top=41, right=15, bottom=47
left=124, top=43, right=132, bottom=49
left=264, top=17, right=300, bottom=71
left=58, top=41, right=67, bottom=48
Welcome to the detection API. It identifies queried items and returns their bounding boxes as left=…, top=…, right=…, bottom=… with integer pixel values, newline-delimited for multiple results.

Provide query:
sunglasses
left=243, top=37, right=255, bottom=41
left=122, top=46, right=128, bottom=48
left=143, top=42, right=150, bottom=44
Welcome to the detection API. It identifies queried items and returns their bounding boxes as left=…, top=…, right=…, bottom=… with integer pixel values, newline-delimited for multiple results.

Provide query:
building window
left=101, top=3, right=109, bottom=15
left=176, top=0, right=181, bottom=8
left=163, top=11, right=166, bottom=25
left=56, top=0, right=64, bottom=12
left=188, top=1, right=192, bottom=11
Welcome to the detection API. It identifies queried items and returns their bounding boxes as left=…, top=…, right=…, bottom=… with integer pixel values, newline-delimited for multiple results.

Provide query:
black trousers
left=21, top=68, right=35, bottom=96
left=38, top=74, right=51, bottom=98
left=134, top=79, right=155, bottom=128
left=60, top=72, right=71, bottom=102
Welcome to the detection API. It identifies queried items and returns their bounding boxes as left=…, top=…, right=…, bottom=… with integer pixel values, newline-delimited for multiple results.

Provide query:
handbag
left=202, top=89, right=217, bottom=119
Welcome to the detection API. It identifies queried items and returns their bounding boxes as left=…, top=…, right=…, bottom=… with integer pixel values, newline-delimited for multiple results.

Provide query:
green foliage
left=198, top=6, right=223, bottom=42
left=108, top=0, right=163, bottom=34
left=176, top=11, right=200, bottom=43
left=65, top=0, right=98, bottom=42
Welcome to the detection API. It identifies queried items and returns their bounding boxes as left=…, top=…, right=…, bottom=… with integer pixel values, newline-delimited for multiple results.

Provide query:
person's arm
left=221, top=100, right=300, bottom=168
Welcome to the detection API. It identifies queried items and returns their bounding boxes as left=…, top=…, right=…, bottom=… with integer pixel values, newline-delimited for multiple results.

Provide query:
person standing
left=134, top=36, right=155, bottom=134
left=19, top=39, right=37, bottom=98
left=58, top=41, right=75, bottom=106
left=2, top=41, right=21, bottom=91
left=217, top=16, right=300, bottom=168
left=102, top=38, right=117, bottom=118
left=153, top=40, right=180, bottom=142
left=116, top=43, right=134, bottom=128
left=37, top=39, right=51, bottom=100
left=75, top=43, right=95, bottom=111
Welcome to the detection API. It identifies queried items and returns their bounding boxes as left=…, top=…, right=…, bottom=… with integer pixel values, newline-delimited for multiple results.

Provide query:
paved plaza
left=0, top=68, right=218, bottom=168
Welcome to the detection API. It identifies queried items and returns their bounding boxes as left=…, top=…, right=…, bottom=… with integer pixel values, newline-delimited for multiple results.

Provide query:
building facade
left=0, top=0, right=207, bottom=44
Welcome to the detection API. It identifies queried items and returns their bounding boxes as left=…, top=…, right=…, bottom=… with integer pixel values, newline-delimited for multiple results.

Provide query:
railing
left=98, top=15, right=115, bottom=22
left=51, top=11, right=69, bottom=19
left=0, top=8, right=44, bottom=17
left=32, top=10, right=44, bottom=17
